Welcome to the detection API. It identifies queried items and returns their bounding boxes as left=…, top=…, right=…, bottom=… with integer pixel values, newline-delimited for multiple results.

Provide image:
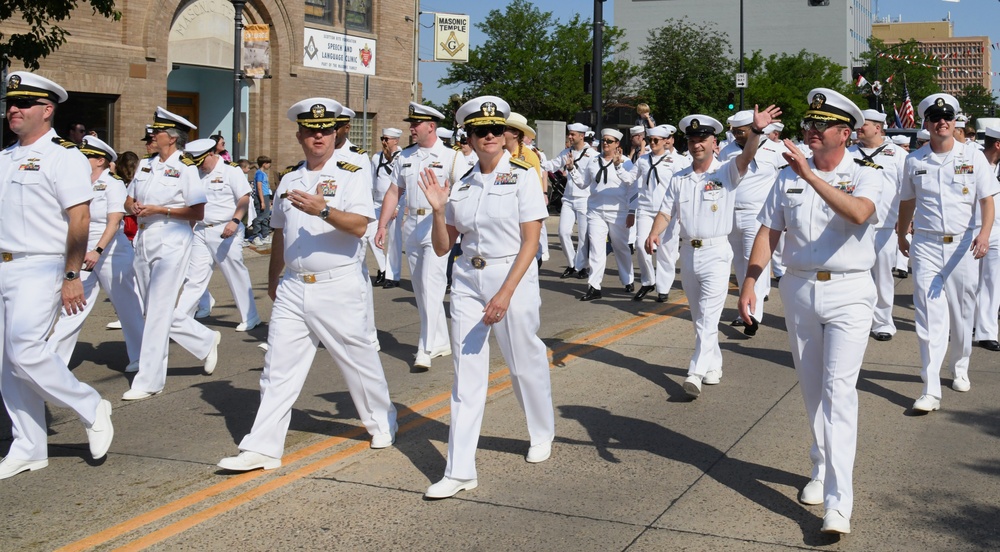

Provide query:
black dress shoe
left=730, top=318, right=746, bottom=327
left=624, top=283, right=634, bottom=293
left=894, top=269, right=909, bottom=279
left=373, top=270, right=386, bottom=286
left=576, top=268, right=589, bottom=279
left=580, top=286, right=602, bottom=301
left=979, top=340, right=1000, bottom=351
left=873, top=332, right=892, bottom=341
left=560, top=267, right=577, bottom=279
left=655, top=293, right=669, bottom=303
left=382, top=280, right=400, bottom=289
left=629, top=243, right=635, bottom=255
left=633, top=285, right=655, bottom=301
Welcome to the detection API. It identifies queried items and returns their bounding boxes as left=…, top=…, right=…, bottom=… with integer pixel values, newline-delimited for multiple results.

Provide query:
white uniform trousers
left=729, top=208, right=770, bottom=322
left=48, top=232, right=144, bottom=366
left=444, top=256, right=554, bottom=480
left=911, top=232, right=978, bottom=398
left=238, top=264, right=396, bottom=458
left=558, top=201, right=589, bottom=270
left=356, top=238, right=379, bottom=347
left=586, top=210, right=634, bottom=290
left=780, top=270, right=875, bottom=520
left=635, top=212, right=678, bottom=293
left=382, top=207, right=404, bottom=281
left=132, top=222, right=217, bottom=393
left=679, top=239, right=732, bottom=377
left=404, top=213, right=450, bottom=355
left=1, top=256, right=102, bottom=461
left=871, top=228, right=898, bottom=335
left=538, top=216, right=550, bottom=259
left=177, top=224, right=259, bottom=325
left=975, top=230, right=1000, bottom=342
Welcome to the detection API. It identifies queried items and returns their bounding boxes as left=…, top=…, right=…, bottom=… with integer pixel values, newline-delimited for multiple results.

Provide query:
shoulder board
left=181, top=156, right=197, bottom=166
left=228, top=161, right=240, bottom=168
left=853, top=158, right=882, bottom=170
left=337, top=160, right=363, bottom=173
left=278, top=162, right=301, bottom=179
left=403, top=143, right=418, bottom=150
left=452, top=144, right=462, bottom=151
left=349, top=145, right=367, bottom=155
left=510, top=158, right=532, bottom=170
left=111, top=173, right=125, bottom=182
left=460, top=166, right=475, bottom=180
left=52, top=136, right=78, bottom=149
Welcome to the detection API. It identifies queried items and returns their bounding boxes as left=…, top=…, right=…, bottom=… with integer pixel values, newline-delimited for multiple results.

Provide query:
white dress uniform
left=848, top=138, right=906, bottom=337
left=369, top=147, right=403, bottom=281
left=175, top=159, right=259, bottom=327
left=975, top=161, right=1000, bottom=345
left=335, top=139, right=379, bottom=347
left=128, top=150, right=217, bottom=394
left=570, top=155, right=636, bottom=290
left=237, top=156, right=396, bottom=458
left=759, top=153, right=881, bottom=521
left=900, top=140, right=999, bottom=398
left=0, top=129, right=105, bottom=461
left=47, top=168, right=144, bottom=366
left=443, top=151, right=553, bottom=480
left=393, top=137, right=470, bottom=357
left=719, top=138, right=784, bottom=322
left=661, top=158, right=742, bottom=382
left=542, top=146, right=595, bottom=272
left=632, top=149, right=690, bottom=296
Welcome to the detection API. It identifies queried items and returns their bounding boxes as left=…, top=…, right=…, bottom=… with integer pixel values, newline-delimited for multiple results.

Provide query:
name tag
left=495, top=173, right=517, bottom=186
left=402, top=163, right=412, bottom=168
left=141, top=166, right=152, bottom=173
left=317, top=180, right=337, bottom=196
left=787, top=188, right=804, bottom=194
left=915, top=169, right=927, bottom=175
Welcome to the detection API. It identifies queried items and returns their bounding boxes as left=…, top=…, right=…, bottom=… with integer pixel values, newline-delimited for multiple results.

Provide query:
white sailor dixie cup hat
left=678, top=114, right=724, bottom=137
left=861, top=109, right=887, bottom=124
left=456, top=95, right=510, bottom=127
left=404, top=102, right=446, bottom=123
left=80, top=136, right=118, bottom=162
left=184, top=138, right=218, bottom=165
left=984, top=127, right=1000, bottom=140
left=286, top=98, right=343, bottom=129
left=567, top=123, right=589, bottom=134
left=151, top=106, right=197, bottom=133
left=804, top=88, right=865, bottom=129
left=601, top=128, right=624, bottom=141
left=917, top=93, right=960, bottom=121
left=3, top=71, right=68, bottom=103
left=647, top=124, right=675, bottom=138
left=629, top=125, right=645, bottom=136
left=727, top=110, right=754, bottom=127
left=381, top=127, right=403, bottom=138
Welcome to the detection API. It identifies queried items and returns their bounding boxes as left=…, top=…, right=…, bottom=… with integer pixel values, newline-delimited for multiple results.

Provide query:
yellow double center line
left=59, top=299, right=689, bottom=552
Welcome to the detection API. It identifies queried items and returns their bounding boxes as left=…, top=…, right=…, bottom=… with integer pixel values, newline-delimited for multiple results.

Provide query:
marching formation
left=2, top=70, right=999, bottom=539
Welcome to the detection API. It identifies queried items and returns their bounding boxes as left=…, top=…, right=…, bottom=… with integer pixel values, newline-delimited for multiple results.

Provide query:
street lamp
left=232, top=0, right=246, bottom=157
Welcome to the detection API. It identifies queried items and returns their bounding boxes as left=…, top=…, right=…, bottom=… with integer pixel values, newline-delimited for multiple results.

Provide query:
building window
left=306, top=0, right=334, bottom=25
left=305, top=0, right=372, bottom=32
left=347, top=113, right=375, bottom=152
left=345, top=0, right=373, bottom=33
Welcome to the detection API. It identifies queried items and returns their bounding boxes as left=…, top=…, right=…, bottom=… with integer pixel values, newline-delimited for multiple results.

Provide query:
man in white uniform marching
left=974, top=126, right=1000, bottom=352
left=218, top=98, right=396, bottom=471
left=369, top=128, right=403, bottom=287
left=0, top=72, right=113, bottom=479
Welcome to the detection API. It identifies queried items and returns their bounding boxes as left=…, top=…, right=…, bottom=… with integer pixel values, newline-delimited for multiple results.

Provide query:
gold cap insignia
left=8, top=75, right=19, bottom=89
left=311, top=104, right=326, bottom=118
left=810, top=93, right=826, bottom=110
left=935, top=98, right=945, bottom=107
left=690, top=119, right=700, bottom=130
left=481, top=102, right=497, bottom=118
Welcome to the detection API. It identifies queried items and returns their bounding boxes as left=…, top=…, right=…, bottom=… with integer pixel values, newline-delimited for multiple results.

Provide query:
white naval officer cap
left=891, top=135, right=909, bottom=146
left=646, top=124, right=675, bottom=138
left=436, top=127, right=455, bottom=140
left=381, top=127, right=403, bottom=138
left=151, top=106, right=197, bottom=133
left=184, top=138, right=218, bottom=165
left=861, top=109, right=887, bottom=124
left=456, top=95, right=510, bottom=127
left=727, top=110, right=754, bottom=127
left=404, top=102, right=446, bottom=123
left=335, top=107, right=356, bottom=124
left=678, top=114, right=723, bottom=137
left=80, top=135, right=117, bottom=163
left=567, top=123, right=589, bottom=134
left=601, top=128, right=624, bottom=141
left=629, top=125, right=645, bottom=136
left=506, top=112, right=536, bottom=139
left=917, top=93, right=960, bottom=121
left=804, top=88, right=865, bottom=129
left=3, top=71, right=68, bottom=103
left=286, top=98, right=343, bottom=129
left=984, top=127, right=1000, bottom=140
left=917, top=129, right=930, bottom=141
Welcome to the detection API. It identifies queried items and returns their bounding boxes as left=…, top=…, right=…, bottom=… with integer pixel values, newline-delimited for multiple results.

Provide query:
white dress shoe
left=683, top=375, right=702, bottom=398
left=703, top=370, right=722, bottom=385
left=912, top=394, right=941, bottom=412
left=203, top=331, right=222, bottom=375
left=821, top=509, right=851, bottom=534
left=122, top=388, right=162, bottom=401
left=258, top=342, right=269, bottom=352
left=526, top=441, right=552, bottom=463
left=236, top=315, right=262, bottom=332
left=217, top=451, right=281, bottom=472
left=124, top=360, right=140, bottom=373
left=195, top=295, right=217, bottom=319
left=413, top=351, right=432, bottom=369
left=86, top=399, right=114, bottom=459
left=370, top=430, right=396, bottom=449
left=952, top=376, right=970, bottom=392
left=425, top=477, right=478, bottom=499
left=429, top=345, right=452, bottom=359
left=0, top=457, right=48, bottom=480
left=799, top=479, right=824, bottom=505
left=105, top=319, right=122, bottom=330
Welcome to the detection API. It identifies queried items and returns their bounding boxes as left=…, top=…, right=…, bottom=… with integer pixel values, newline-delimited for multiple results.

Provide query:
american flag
left=899, top=84, right=916, bottom=129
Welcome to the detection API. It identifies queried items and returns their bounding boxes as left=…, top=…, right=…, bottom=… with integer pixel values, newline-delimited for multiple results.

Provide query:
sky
left=415, top=0, right=1000, bottom=107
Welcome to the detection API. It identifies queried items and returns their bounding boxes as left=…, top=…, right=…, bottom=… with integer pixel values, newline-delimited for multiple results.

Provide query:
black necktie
left=646, top=155, right=666, bottom=188
left=596, top=158, right=612, bottom=184
left=859, top=144, right=887, bottom=165
left=377, top=152, right=395, bottom=176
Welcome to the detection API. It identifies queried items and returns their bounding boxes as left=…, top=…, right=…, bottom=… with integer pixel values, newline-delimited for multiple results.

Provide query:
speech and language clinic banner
left=242, top=24, right=271, bottom=78
left=433, top=13, right=469, bottom=63
left=302, top=27, right=377, bottom=75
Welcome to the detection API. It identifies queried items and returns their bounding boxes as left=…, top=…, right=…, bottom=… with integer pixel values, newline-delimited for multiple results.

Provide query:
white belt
left=681, top=236, right=728, bottom=249
left=787, top=269, right=868, bottom=282
left=914, top=229, right=972, bottom=244
left=463, top=254, right=517, bottom=269
left=286, top=264, right=353, bottom=284
left=137, top=218, right=188, bottom=230
left=0, top=252, right=62, bottom=263
left=408, top=207, right=431, bottom=217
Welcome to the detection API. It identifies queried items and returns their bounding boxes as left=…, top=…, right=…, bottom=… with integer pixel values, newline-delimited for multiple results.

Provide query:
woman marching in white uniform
left=419, top=96, right=554, bottom=499
left=47, top=136, right=145, bottom=370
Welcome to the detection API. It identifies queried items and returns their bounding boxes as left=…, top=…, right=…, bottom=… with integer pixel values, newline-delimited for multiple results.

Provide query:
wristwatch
left=318, top=206, right=330, bottom=220
left=65, top=271, right=79, bottom=281
left=231, top=217, right=242, bottom=225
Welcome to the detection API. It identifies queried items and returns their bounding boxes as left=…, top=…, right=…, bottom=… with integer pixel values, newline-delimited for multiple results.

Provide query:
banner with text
left=433, top=13, right=469, bottom=63
left=303, top=28, right=376, bottom=75
left=243, top=24, right=271, bottom=78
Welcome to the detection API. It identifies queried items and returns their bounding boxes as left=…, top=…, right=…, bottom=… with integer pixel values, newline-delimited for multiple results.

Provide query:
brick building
left=872, top=20, right=992, bottom=95
left=0, top=0, right=417, bottom=167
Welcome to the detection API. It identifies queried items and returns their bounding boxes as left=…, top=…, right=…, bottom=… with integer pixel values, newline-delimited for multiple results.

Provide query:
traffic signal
left=727, top=92, right=736, bottom=110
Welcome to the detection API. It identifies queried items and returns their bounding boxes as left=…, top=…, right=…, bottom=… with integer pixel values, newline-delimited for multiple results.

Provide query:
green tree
left=0, top=0, right=122, bottom=70
left=956, top=84, right=997, bottom=120
left=439, top=0, right=636, bottom=124
left=855, top=38, right=941, bottom=114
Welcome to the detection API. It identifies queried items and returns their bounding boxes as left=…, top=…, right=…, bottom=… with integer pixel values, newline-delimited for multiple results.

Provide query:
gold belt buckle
left=1, top=252, right=12, bottom=262
left=943, top=236, right=954, bottom=244
left=817, top=271, right=831, bottom=281
left=690, top=239, right=703, bottom=248
left=302, top=274, right=317, bottom=283
left=416, top=208, right=427, bottom=216
left=139, top=223, right=147, bottom=230
left=471, top=256, right=486, bottom=269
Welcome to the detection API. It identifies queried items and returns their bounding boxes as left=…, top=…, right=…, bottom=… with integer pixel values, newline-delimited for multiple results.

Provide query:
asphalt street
left=1, top=220, right=998, bottom=551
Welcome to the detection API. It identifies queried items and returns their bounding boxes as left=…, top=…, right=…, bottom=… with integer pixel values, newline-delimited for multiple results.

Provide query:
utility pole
left=592, top=0, right=606, bottom=132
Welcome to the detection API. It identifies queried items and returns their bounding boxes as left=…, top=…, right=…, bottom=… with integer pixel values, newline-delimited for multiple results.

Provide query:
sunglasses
left=472, top=125, right=506, bottom=138
left=927, top=113, right=955, bottom=123
left=299, top=126, right=336, bottom=135
left=649, top=138, right=664, bottom=144
left=602, top=138, right=618, bottom=144
left=8, top=98, right=44, bottom=110
left=800, top=120, right=845, bottom=133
